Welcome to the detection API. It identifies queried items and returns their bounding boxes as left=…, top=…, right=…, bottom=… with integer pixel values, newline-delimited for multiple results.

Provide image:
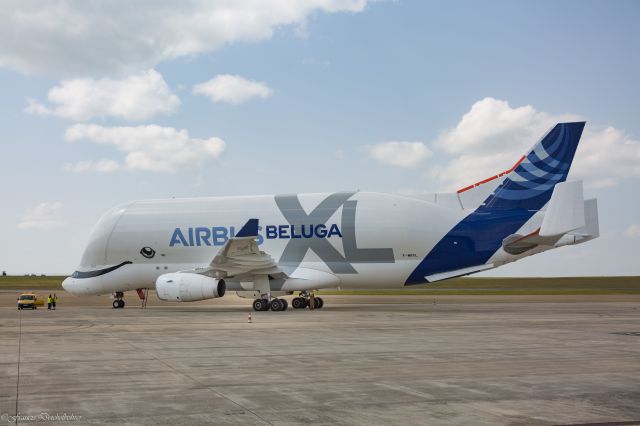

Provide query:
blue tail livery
left=406, top=122, right=587, bottom=285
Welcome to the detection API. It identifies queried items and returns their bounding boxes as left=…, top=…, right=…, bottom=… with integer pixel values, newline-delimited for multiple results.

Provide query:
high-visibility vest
left=47, top=297, right=52, bottom=303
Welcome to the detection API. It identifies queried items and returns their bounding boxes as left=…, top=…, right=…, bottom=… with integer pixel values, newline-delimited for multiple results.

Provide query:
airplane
left=62, top=122, right=599, bottom=311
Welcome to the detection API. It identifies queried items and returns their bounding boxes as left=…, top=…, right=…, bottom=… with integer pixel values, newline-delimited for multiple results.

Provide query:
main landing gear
left=292, top=294, right=324, bottom=310
left=251, top=292, right=324, bottom=312
left=112, top=291, right=125, bottom=309
left=252, top=298, right=288, bottom=312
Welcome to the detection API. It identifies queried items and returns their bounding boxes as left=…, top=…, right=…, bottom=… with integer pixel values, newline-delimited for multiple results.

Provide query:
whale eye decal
left=140, top=247, right=156, bottom=259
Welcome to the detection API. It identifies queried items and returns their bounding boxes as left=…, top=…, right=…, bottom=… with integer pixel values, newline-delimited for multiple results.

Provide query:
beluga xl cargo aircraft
left=63, top=122, right=599, bottom=311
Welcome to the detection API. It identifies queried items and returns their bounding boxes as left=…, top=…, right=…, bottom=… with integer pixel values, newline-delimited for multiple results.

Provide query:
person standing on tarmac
left=52, top=293, right=58, bottom=310
left=47, top=294, right=52, bottom=310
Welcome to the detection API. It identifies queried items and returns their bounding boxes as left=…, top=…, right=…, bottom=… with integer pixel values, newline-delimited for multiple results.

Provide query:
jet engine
left=155, top=273, right=226, bottom=302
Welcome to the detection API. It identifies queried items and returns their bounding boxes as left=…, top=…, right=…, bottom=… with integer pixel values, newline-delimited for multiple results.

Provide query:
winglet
left=236, top=218, right=259, bottom=238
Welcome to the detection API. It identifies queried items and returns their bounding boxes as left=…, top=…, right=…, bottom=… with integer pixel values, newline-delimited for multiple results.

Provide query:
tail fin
left=480, top=122, right=585, bottom=211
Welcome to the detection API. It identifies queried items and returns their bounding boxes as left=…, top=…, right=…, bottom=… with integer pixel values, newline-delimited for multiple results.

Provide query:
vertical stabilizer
left=480, top=122, right=585, bottom=211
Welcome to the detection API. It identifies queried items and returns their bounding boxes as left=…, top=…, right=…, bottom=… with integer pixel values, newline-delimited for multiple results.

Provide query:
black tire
left=270, top=299, right=282, bottom=312
left=119, top=300, right=125, bottom=309
left=113, top=300, right=120, bottom=309
left=253, top=299, right=267, bottom=311
left=311, top=298, right=321, bottom=309
left=292, top=297, right=305, bottom=309
left=316, top=297, right=324, bottom=309
left=281, top=299, right=288, bottom=311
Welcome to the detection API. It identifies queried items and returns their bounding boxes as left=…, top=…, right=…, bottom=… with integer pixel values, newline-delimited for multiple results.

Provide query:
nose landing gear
left=112, top=292, right=125, bottom=309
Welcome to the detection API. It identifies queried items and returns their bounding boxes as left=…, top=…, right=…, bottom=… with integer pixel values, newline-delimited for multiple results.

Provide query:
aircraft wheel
left=270, top=298, right=283, bottom=312
left=253, top=298, right=268, bottom=311
left=316, top=297, right=324, bottom=309
left=281, top=299, right=288, bottom=311
left=292, top=297, right=306, bottom=309
left=113, top=300, right=120, bottom=309
left=252, top=299, right=262, bottom=311
left=119, top=300, right=125, bottom=309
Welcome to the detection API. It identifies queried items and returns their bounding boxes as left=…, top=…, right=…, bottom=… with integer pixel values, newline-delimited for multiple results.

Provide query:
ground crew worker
left=47, top=294, right=52, bottom=310
left=52, top=293, right=58, bottom=310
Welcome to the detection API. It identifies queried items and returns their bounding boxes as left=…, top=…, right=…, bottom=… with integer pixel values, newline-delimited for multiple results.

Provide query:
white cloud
left=573, top=126, right=640, bottom=188
left=63, top=159, right=120, bottom=173
left=624, top=224, right=640, bottom=238
left=65, top=124, right=225, bottom=173
left=431, top=97, right=576, bottom=189
left=434, top=97, right=562, bottom=155
left=193, top=75, right=273, bottom=105
left=431, top=97, right=640, bottom=190
left=0, top=1, right=367, bottom=77
left=18, top=202, right=65, bottom=230
left=366, top=141, right=432, bottom=168
left=25, top=69, right=180, bottom=121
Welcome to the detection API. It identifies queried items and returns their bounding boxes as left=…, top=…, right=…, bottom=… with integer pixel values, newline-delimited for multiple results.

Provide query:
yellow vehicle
left=17, top=293, right=43, bottom=310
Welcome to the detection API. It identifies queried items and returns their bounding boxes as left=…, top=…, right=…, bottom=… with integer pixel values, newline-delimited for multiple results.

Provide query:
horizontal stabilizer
left=425, top=264, right=494, bottom=283
left=539, top=180, right=585, bottom=237
left=503, top=197, right=598, bottom=254
left=502, top=229, right=562, bottom=255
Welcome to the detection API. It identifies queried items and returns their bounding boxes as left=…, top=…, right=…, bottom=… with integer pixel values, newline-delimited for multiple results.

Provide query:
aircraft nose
left=62, top=276, right=78, bottom=293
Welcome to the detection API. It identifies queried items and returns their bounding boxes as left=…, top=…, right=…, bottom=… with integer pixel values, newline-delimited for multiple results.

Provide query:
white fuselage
left=62, top=191, right=475, bottom=295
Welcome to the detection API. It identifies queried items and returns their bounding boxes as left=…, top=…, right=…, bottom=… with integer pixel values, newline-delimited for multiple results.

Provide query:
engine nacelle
left=155, top=273, right=226, bottom=302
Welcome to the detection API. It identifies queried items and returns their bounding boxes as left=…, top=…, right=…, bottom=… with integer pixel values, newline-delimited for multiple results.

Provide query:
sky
left=1, top=0, right=639, bottom=276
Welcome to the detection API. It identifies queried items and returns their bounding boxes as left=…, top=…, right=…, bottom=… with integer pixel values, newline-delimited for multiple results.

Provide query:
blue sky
left=1, top=0, right=638, bottom=275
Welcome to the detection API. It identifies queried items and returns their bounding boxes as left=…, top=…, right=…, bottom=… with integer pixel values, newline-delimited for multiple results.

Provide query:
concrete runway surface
left=1, top=293, right=640, bottom=425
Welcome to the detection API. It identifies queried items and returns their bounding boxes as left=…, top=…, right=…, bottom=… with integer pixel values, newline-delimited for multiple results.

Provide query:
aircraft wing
left=194, top=219, right=284, bottom=279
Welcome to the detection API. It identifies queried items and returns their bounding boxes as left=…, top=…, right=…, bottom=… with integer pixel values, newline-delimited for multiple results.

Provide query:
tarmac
left=1, top=292, right=640, bottom=425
